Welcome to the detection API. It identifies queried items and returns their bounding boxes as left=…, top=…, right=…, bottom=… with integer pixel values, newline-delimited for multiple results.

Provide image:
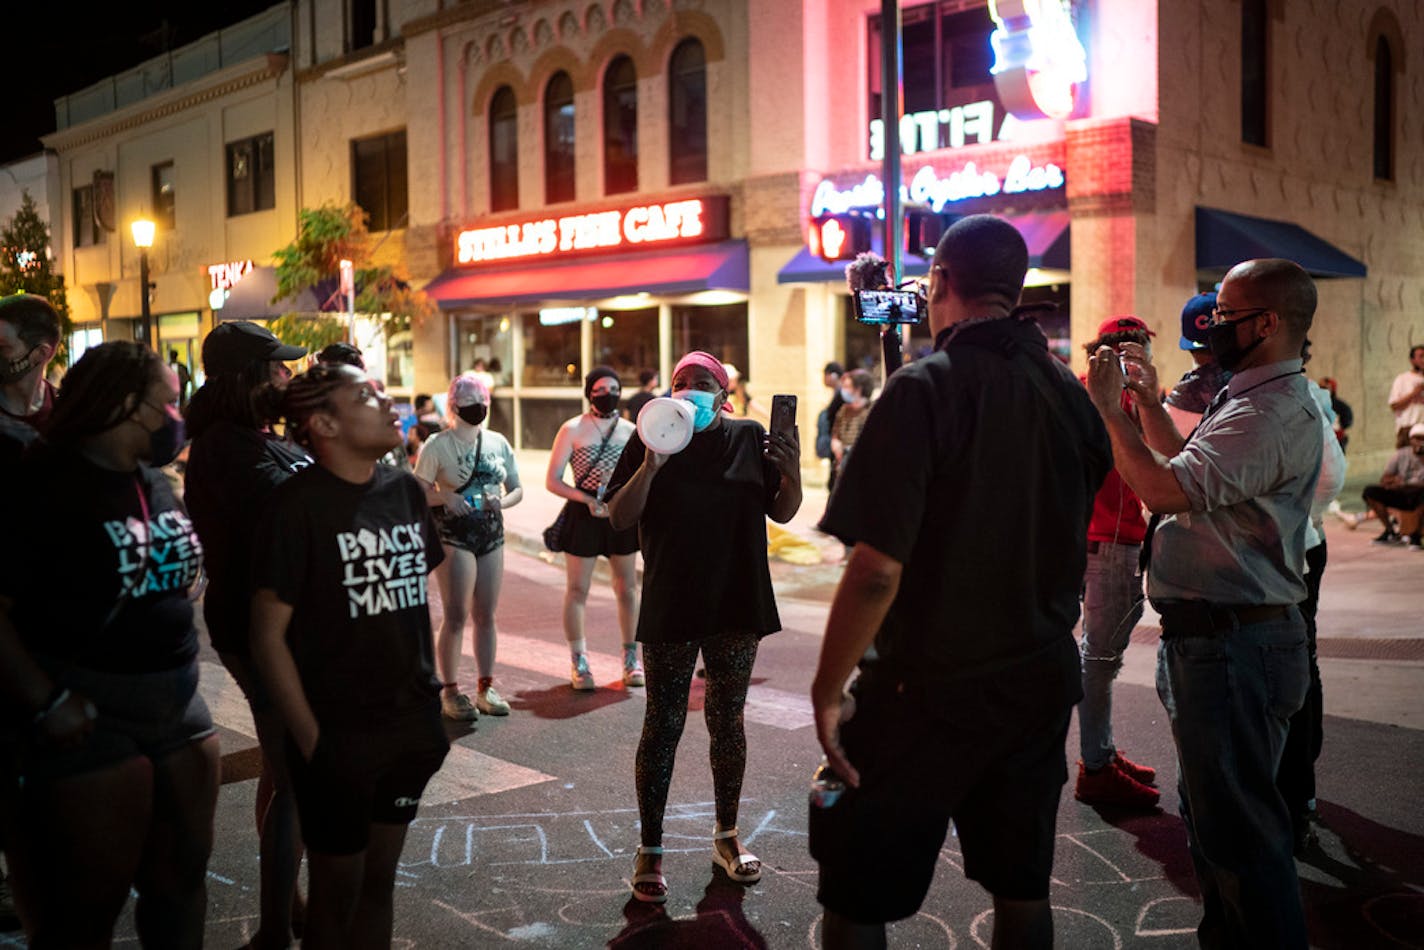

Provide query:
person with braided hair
left=0, top=341, right=218, bottom=946
left=250, top=362, right=448, bottom=948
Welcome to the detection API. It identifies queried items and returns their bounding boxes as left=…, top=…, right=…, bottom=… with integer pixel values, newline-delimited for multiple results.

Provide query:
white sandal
left=712, top=827, right=762, bottom=884
left=630, top=845, right=668, bottom=903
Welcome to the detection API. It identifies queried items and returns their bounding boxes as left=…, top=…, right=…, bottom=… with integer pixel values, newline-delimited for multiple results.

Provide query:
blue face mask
left=674, top=388, right=721, bottom=431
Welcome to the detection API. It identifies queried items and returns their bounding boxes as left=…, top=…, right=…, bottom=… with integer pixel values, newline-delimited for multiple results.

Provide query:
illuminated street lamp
left=131, top=218, right=156, bottom=348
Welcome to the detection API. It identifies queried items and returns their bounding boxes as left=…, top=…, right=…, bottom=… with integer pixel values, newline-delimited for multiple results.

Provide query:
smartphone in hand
left=770, top=394, right=797, bottom=441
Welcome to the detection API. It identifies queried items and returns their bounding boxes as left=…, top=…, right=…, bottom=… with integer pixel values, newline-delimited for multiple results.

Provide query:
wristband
left=33, top=686, right=71, bottom=726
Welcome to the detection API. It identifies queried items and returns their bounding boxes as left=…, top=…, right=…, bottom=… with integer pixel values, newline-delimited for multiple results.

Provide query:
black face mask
left=590, top=393, right=620, bottom=416
left=142, top=403, right=186, bottom=467
left=0, top=345, right=38, bottom=384
left=456, top=403, right=487, bottom=427
left=1206, top=319, right=1265, bottom=372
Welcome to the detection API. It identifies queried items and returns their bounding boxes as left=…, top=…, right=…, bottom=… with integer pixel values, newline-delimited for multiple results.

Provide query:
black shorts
left=561, top=501, right=639, bottom=558
left=287, top=704, right=448, bottom=856
left=435, top=505, right=504, bottom=557
left=20, top=659, right=215, bottom=783
left=811, top=671, right=1071, bottom=923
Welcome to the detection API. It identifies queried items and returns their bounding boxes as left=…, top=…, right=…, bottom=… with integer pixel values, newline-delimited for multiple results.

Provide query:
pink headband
left=672, top=351, right=729, bottom=390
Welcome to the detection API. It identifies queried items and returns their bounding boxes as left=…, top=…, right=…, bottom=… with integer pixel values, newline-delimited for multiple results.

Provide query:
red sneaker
left=1075, top=760, right=1161, bottom=810
left=1112, top=750, right=1156, bottom=786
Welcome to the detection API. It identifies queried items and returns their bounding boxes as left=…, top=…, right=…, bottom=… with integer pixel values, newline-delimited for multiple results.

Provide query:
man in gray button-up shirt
left=1086, top=258, right=1321, bottom=950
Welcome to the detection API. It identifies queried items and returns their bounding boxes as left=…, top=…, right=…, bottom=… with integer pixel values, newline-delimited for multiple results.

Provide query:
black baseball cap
left=202, top=320, right=307, bottom=375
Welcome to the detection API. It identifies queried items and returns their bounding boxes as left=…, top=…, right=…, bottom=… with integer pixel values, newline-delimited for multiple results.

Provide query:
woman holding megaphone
left=606, top=351, right=801, bottom=903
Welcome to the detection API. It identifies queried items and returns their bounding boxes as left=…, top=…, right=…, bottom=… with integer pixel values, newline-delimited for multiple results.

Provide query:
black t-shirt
left=0, top=413, right=39, bottom=469
left=1, top=443, right=203, bottom=673
left=185, top=422, right=311, bottom=654
left=253, top=464, right=445, bottom=726
left=821, top=318, right=1111, bottom=717
left=607, top=417, right=781, bottom=643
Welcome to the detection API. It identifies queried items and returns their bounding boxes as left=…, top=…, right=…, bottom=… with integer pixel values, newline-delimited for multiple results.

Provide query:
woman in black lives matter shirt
left=0, top=342, right=217, bottom=946
left=183, top=319, right=309, bottom=948
left=250, top=363, right=449, bottom=947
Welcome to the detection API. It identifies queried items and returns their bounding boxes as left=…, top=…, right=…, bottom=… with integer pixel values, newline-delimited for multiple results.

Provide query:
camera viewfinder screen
left=855, top=289, right=924, bottom=325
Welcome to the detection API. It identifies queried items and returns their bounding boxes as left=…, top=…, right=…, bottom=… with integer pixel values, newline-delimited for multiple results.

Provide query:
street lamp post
left=131, top=218, right=155, bottom=348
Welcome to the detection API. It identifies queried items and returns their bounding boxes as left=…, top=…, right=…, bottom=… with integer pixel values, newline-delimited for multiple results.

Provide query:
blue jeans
left=1078, top=542, right=1144, bottom=769
left=1156, top=608, right=1309, bottom=949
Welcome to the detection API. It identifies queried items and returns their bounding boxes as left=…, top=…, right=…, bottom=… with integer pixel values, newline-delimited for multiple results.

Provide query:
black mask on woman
left=144, top=405, right=187, bottom=467
left=456, top=403, right=487, bottom=427
left=1206, top=319, right=1265, bottom=372
left=590, top=393, right=620, bottom=417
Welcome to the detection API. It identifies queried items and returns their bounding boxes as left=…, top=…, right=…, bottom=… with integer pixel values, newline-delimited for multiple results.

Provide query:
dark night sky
left=5, top=0, right=278, bottom=165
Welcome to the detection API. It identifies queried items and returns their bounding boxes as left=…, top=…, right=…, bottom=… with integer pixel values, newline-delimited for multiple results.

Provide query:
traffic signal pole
left=880, top=0, right=906, bottom=378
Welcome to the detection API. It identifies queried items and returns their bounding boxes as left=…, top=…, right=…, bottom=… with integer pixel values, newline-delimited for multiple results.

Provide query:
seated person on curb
left=1363, top=422, right=1424, bottom=548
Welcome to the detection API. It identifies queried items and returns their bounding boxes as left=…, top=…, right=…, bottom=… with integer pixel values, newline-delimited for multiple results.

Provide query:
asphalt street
left=39, top=499, right=1415, bottom=949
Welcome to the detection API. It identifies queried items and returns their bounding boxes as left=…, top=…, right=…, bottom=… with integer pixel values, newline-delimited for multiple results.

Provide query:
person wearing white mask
left=414, top=373, right=523, bottom=721
left=830, top=369, right=874, bottom=478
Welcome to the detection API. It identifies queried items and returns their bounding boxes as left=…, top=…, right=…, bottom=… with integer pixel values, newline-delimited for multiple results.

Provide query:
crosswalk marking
left=423, top=745, right=556, bottom=804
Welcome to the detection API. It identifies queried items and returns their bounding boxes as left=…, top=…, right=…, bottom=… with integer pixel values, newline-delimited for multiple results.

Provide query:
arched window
left=1240, top=0, right=1268, bottom=146
left=1373, top=35, right=1393, bottom=180
left=544, top=72, right=576, bottom=204
left=603, top=55, right=638, bottom=194
left=668, top=39, right=708, bottom=185
left=489, top=85, right=519, bottom=212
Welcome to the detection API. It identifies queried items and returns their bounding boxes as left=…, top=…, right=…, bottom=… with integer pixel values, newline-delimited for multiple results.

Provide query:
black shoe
left=1372, top=529, right=1402, bottom=545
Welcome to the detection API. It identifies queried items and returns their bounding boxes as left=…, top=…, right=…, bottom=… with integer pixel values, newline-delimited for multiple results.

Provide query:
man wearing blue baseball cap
left=1164, top=292, right=1231, bottom=436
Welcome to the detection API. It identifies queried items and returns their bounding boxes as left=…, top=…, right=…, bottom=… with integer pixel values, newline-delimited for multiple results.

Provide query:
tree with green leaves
left=268, top=204, right=432, bottom=368
left=0, top=191, right=73, bottom=366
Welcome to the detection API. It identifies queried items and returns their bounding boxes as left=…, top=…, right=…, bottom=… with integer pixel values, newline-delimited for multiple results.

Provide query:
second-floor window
left=1241, top=0, right=1268, bottom=146
left=72, top=185, right=104, bottom=248
left=668, top=39, right=707, bottom=185
left=152, top=162, right=175, bottom=231
left=490, top=86, right=519, bottom=212
left=227, top=132, right=276, bottom=217
left=544, top=72, right=576, bottom=204
left=603, top=55, right=638, bottom=195
left=1373, top=35, right=1393, bottom=180
left=352, top=130, right=408, bottom=231
left=349, top=0, right=377, bottom=52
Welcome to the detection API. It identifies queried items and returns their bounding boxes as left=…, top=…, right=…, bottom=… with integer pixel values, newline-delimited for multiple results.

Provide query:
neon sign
left=989, top=0, right=1088, bottom=120
left=811, top=154, right=1065, bottom=216
left=207, top=259, right=253, bottom=291
left=869, top=100, right=999, bottom=161
left=455, top=196, right=729, bottom=265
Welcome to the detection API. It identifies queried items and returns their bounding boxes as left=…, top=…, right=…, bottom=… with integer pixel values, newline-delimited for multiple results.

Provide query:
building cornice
left=403, top=1, right=526, bottom=39
left=294, top=37, right=405, bottom=82
left=42, top=55, right=289, bottom=152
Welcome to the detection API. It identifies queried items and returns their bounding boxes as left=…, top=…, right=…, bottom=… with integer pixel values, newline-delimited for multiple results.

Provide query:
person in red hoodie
left=1075, top=316, right=1159, bottom=809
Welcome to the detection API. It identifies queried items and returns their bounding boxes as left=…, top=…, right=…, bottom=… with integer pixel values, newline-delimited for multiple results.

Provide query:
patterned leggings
left=635, top=634, right=760, bottom=846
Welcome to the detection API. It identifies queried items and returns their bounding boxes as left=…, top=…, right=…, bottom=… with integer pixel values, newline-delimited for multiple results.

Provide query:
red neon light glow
left=457, top=198, right=710, bottom=265
left=820, top=219, right=847, bottom=259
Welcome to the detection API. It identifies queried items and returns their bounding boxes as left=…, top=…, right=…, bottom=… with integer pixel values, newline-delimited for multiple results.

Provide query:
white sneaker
left=441, top=691, right=478, bottom=722
left=623, top=645, right=645, bottom=687
left=476, top=684, right=511, bottom=716
left=570, top=653, right=596, bottom=691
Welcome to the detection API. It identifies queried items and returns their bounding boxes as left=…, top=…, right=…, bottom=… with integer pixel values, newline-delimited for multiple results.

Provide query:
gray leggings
left=635, top=634, right=760, bottom=846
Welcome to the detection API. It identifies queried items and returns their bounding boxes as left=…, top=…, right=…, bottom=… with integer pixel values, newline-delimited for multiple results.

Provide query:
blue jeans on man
left=1156, top=608, right=1310, bottom=949
left=1079, top=542, right=1144, bottom=769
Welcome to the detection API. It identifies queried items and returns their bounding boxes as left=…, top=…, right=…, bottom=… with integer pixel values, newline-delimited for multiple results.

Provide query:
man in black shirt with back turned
left=810, top=215, right=1111, bottom=949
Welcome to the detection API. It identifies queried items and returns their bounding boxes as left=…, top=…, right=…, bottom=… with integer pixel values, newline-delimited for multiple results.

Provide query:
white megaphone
left=636, top=396, right=697, bottom=455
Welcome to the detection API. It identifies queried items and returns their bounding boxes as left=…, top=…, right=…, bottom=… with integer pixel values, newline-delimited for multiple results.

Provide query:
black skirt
left=561, top=500, right=640, bottom=558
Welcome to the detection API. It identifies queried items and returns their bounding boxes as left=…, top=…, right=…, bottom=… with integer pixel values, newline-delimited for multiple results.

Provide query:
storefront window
left=671, top=303, right=747, bottom=371
left=591, top=307, right=657, bottom=383
left=454, top=314, right=514, bottom=386
left=522, top=311, right=581, bottom=387
left=520, top=398, right=582, bottom=450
